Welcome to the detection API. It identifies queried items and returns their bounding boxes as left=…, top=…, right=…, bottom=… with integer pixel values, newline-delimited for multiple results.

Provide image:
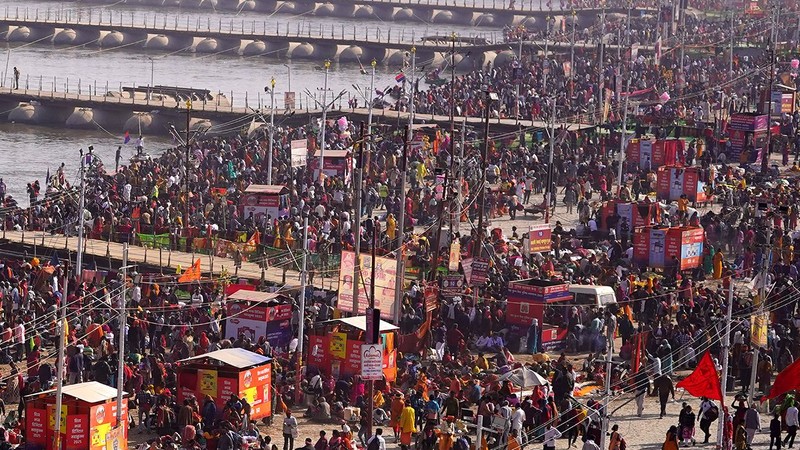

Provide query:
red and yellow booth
left=177, top=348, right=273, bottom=421
left=307, top=316, right=398, bottom=381
left=25, top=381, right=128, bottom=450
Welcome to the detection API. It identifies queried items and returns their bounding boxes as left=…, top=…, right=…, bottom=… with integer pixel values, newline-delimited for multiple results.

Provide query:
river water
left=0, top=0, right=506, bottom=203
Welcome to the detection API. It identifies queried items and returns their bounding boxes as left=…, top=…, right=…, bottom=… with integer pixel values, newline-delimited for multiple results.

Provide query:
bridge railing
left=2, top=6, right=502, bottom=46
left=0, top=73, right=392, bottom=115
left=8, top=0, right=565, bottom=17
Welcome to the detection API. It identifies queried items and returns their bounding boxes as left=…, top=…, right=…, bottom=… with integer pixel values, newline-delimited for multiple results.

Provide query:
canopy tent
left=499, top=367, right=549, bottom=388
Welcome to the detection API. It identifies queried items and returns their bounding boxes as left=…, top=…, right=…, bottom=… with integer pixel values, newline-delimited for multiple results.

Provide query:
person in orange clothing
left=508, top=429, right=522, bottom=450
left=389, top=393, right=405, bottom=441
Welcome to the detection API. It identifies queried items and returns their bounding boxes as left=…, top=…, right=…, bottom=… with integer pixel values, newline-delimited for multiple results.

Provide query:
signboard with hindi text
left=529, top=225, right=552, bottom=253
left=361, top=344, right=384, bottom=380
left=290, top=139, right=308, bottom=167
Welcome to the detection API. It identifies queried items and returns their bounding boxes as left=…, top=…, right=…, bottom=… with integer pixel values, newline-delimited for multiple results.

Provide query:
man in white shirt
left=785, top=403, right=799, bottom=448
left=511, top=404, right=526, bottom=444
left=366, top=428, right=386, bottom=450
left=543, top=423, right=562, bottom=450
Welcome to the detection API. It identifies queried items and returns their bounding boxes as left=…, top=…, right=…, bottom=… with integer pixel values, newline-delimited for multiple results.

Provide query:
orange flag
left=676, top=351, right=724, bottom=404
left=178, top=259, right=202, bottom=283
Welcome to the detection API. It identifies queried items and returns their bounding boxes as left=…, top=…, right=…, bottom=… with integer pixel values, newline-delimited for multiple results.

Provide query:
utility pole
left=76, top=147, right=89, bottom=277
left=717, top=274, right=735, bottom=447
left=761, top=6, right=777, bottom=174
left=598, top=5, right=606, bottom=120
left=294, top=216, right=309, bottom=404
left=475, top=92, right=496, bottom=257
left=116, top=244, right=129, bottom=425
left=729, top=10, right=735, bottom=80
left=393, top=128, right=409, bottom=323
left=570, top=10, right=576, bottom=99
left=353, top=122, right=366, bottom=315
left=393, top=47, right=415, bottom=324
left=450, top=33, right=458, bottom=232
left=185, top=99, right=192, bottom=232
left=749, top=242, right=771, bottom=403
left=454, top=119, right=466, bottom=235
left=543, top=16, right=550, bottom=92
left=267, top=77, right=275, bottom=184
left=53, top=262, right=69, bottom=450
left=352, top=60, right=377, bottom=315
left=365, top=219, right=379, bottom=439
left=678, top=0, right=686, bottom=102
left=318, top=60, right=331, bottom=182
left=544, top=97, right=556, bottom=224
left=617, top=76, right=631, bottom=195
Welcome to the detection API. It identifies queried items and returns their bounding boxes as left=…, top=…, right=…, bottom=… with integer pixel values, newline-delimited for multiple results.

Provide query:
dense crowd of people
left=1, top=4, right=800, bottom=450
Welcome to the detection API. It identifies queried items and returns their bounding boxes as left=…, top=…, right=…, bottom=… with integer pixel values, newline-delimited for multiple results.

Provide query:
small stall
left=506, top=279, right=572, bottom=351
left=598, top=200, right=661, bottom=232
left=239, top=185, right=290, bottom=222
left=726, top=113, right=769, bottom=163
left=25, top=381, right=128, bottom=450
left=312, top=149, right=352, bottom=180
left=626, top=138, right=684, bottom=171
left=177, top=348, right=273, bottom=421
left=633, top=226, right=704, bottom=270
left=655, top=166, right=709, bottom=203
left=224, top=290, right=293, bottom=354
left=307, top=316, right=398, bottom=382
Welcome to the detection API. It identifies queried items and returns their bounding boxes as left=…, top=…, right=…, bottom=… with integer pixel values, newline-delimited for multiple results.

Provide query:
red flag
left=765, top=357, right=800, bottom=400
left=677, top=352, right=724, bottom=404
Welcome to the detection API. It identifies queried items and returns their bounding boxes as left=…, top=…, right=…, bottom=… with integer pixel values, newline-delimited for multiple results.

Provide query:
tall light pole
left=318, top=60, right=331, bottom=182
left=353, top=61, right=375, bottom=316
left=117, top=245, right=130, bottom=426
left=544, top=98, right=556, bottom=224
left=283, top=63, right=292, bottom=94
left=394, top=47, right=415, bottom=324
left=267, top=77, right=275, bottom=185
left=598, top=4, right=606, bottom=122
left=570, top=10, right=576, bottom=100
left=147, top=57, right=154, bottom=99
left=475, top=91, right=498, bottom=257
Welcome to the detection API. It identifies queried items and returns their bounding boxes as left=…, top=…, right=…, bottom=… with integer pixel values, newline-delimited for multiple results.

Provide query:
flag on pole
left=124, top=131, right=131, bottom=144
left=654, top=37, right=662, bottom=66
left=676, top=351, right=724, bottom=404
left=395, top=73, right=406, bottom=83
left=765, top=357, right=800, bottom=399
left=178, top=259, right=202, bottom=283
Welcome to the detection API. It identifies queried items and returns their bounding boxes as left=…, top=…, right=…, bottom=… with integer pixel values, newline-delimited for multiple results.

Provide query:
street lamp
left=318, top=59, right=331, bottom=182
left=266, top=77, right=276, bottom=185
left=147, top=57, right=154, bottom=99
left=283, top=63, right=292, bottom=93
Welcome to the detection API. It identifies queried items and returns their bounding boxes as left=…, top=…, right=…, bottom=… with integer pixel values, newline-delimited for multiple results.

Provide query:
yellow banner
left=330, top=332, right=347, bottom=359
left=751, top=313, right=768, bottom=348
left=93, top=423, right=111, bottom=448
left=198, top=369, right=218, bottom=398
left=48, top=404, right=68, bottom=431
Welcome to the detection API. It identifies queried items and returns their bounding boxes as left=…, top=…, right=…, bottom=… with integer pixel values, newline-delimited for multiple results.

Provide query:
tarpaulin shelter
left=177, top=348, right=273, bottom=421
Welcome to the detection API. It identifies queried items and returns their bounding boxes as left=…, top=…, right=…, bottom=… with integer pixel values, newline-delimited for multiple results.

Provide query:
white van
left=568, top=284, right=617, bottom=308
